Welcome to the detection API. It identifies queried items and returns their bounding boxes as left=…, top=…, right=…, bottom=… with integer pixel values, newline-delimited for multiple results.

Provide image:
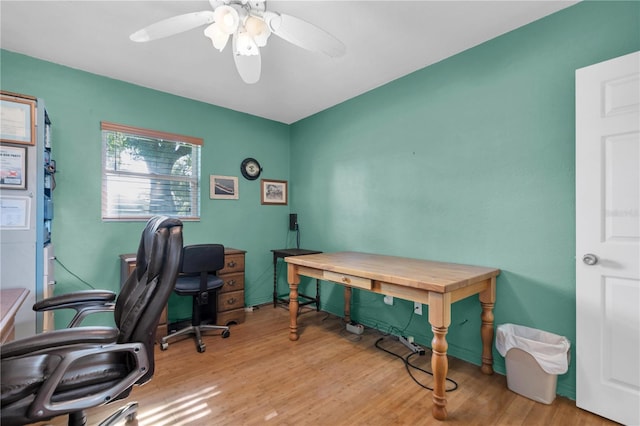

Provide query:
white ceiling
left=1, top=1, right=577, bottom=124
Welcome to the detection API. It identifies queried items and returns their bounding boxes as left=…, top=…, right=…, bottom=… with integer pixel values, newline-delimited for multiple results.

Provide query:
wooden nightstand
left=216, top=248, right=246, bottom=325
left=119, top=247, right=246, bottom=342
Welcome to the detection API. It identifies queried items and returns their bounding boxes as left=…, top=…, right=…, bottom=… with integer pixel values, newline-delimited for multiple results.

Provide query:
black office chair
left=161, top=244, right=230, bottom=353
left=0, top=216, right=183, bottom=426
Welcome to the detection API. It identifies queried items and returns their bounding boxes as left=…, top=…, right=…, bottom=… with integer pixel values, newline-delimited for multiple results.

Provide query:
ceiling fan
left=130, top=0, right=346, bottom=84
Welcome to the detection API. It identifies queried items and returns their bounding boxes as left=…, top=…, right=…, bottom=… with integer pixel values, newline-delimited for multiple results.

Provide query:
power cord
left=282, top=226, right=300, bottom=249
left=374, top=337, right=458, bottom=392
left=55, top=257, right=96, bottom=289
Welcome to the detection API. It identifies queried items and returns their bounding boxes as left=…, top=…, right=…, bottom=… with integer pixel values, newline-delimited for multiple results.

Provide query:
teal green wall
left=1, top=0, right=637, bottom=400
left=288, top=1, right=639, bottom=399
left=0, top=51, right=291, bottom=323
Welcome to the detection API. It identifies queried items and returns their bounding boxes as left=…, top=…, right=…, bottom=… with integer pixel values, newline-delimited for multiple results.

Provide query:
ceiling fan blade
left=232, top=33, right=261, bottom=84
left=130, top=11, right=215, bottom=42
left=263, top=11, right=345, bottom=57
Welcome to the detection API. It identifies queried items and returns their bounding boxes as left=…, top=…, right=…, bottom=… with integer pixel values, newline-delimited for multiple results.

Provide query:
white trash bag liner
left=496, top=323, right=570, bottom=375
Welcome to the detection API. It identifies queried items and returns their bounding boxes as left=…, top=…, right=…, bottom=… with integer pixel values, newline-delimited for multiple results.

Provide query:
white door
left=576, top=51, right=640, bottom=426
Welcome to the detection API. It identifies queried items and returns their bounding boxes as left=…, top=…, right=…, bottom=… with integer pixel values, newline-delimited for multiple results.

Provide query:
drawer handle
left=226, top=298, right=236, bottom=305
left=227, top=261, right=236, bottom=268
left=227, top=280, right=236, bottom=286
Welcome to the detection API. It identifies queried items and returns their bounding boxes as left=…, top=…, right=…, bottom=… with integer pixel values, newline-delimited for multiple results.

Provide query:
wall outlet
left=414, top=302, right=422, bottom=315
left=383, top=295, right=394, bottom=305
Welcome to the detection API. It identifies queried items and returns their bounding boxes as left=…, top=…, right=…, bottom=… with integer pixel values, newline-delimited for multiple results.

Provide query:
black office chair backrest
left=180, top=244, right=225, bottom=276
left=0, top=216, right=183, bottom=426
left=114, top=215, right=183, bottom=382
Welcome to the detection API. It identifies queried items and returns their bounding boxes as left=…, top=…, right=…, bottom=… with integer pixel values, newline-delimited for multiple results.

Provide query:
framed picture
left=261, top=179, right=288, bottom=205
left=210, top=175, right=239, bottom=200
left=1, top=93, right=36, bottom=146
left=0, top=195, right=31, bottom=229
left=0, top=144, right=27, bottom=190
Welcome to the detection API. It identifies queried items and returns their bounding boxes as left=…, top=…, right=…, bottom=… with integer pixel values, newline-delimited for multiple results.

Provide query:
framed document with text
left=0, top=144, right=27, bottom=190
left=1, top=93, right=36, bottom=146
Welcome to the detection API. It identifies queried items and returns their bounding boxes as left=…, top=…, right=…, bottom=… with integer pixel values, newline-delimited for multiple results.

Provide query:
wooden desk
left=1, top=288, right=30, bottom=343
left=285, top=251, right=500, bottom=421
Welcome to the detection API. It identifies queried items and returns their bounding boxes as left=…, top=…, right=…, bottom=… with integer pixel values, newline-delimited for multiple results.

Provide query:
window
left=101, top=122, right=202, bottom=221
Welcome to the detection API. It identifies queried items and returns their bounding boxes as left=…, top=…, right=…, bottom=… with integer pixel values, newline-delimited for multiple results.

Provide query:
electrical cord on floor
left=375, top=337, right=458, bottom=392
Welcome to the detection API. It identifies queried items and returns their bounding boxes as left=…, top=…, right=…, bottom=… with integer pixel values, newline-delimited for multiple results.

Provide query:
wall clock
left=240, top=157, right=262, bottom=180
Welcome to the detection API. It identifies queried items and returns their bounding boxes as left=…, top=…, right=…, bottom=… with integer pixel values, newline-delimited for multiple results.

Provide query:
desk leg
left=479, top=277, right=497, bottom=375
left=344, top=286, right=352, bottom=323
left=429, top=292, right=451, bottom=421
left=273, top=254, right=278, bottom=308
left=288, top=264, right=300, bottom=341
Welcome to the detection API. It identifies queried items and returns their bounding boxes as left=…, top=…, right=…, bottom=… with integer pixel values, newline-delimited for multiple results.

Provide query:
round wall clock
left=241, top=158, right=262, bottom=180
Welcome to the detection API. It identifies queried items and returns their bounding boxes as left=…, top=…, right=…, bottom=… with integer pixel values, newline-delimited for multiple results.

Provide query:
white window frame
left=101, top=121, right=202, bottom=221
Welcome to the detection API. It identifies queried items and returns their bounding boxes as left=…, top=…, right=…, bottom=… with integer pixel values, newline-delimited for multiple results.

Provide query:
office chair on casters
left=0, top=216, right=184, bottom=426
left=161, top=244, right=230, bottom=353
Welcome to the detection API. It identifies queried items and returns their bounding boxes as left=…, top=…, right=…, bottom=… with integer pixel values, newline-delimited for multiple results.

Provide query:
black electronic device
left=289, top=213, right=298, bottom=231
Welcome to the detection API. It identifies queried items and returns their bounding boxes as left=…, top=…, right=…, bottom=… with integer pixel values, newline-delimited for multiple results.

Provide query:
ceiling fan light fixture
left=261, top=11, right=281, bottom=33
left=245, top=15, right=271, bottom=47
left=235, top=29, right=259, bottom=56
left=129, top=1, right=345, bottom=85
left=204, top=23, right=230, bottom=51
left=213, top=5, right=240, bottom=34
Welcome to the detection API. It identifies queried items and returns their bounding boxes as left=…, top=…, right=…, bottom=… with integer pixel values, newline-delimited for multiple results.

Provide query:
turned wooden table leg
left=480, top=301, right=495, bottom=375
left=479, top=277, right=497, bottom=375
left=344, top=286, right=352, bottom=323
left=428, top=292, right=451, bottom=420
left=287, top=264, right=300, bottom=341
left=431, top=325, right=449, bottom=420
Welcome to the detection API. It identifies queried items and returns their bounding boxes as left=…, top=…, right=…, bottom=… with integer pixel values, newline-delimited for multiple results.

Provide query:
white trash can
left=496, top=323, right=570, bottom=404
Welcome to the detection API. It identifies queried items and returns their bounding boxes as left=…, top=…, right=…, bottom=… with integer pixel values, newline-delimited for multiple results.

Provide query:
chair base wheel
left=197, top=344, right=206, bottom=353
left=222, top=329, right=231, bottom=338
left=160, top=342, right=168, bottom=351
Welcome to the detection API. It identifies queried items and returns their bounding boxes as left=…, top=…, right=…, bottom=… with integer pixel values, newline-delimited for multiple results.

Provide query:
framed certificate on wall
left=0, top=92, right=36, bottom=146
left=0, top=195, right=31, bottom=229
left=0, top=144, right=27, bottom=190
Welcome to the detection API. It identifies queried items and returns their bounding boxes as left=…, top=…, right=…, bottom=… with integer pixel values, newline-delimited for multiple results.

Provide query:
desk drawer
left=218, top=290, right=244, bottom=312
left=220, top=253, right=245, bottom=274
left=220, top=272, right=244, bottom=292
left=324, top=271, right=372, bottom=290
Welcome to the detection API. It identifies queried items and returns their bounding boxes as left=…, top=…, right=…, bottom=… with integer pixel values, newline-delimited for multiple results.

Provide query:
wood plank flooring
left=34, top=306, right=618, bottom=426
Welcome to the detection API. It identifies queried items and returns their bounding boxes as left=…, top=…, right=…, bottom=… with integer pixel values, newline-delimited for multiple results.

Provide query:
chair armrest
left=28, top=342, right=149, bottom=421
left=33, top=290, right=116, bottom=311
left=33, top=290, right=117, bottom=328
left=0, top=326, right=118, bottom=359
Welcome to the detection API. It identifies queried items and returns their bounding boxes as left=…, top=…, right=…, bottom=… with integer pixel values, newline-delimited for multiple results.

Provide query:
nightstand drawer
left=221, top=272, right=244, bottom=292
left=220, top=253, right=245, bottom=274
left=218, top=290, right=244, bottom=312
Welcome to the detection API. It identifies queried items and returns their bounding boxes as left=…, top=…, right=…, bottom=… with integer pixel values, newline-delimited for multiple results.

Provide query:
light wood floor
left=36, top=306, right=618, bottom=426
